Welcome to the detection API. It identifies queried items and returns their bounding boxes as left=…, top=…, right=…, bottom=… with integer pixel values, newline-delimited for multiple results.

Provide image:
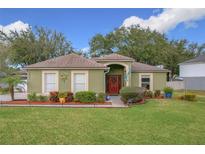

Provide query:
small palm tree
left=0, top=76, right=24, bottom=101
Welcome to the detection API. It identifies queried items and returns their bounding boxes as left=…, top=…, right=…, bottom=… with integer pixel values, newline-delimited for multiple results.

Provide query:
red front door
left=106, top=75, right=121, bottom=95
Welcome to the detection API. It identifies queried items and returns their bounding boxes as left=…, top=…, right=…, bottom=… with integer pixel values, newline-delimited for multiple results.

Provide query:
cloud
left=122, top=8, right=205, bottom=33
left=184, top=21, right=198, bottom=29
left=81, top=47, right=90, bottom=53
left=0, top=20, right=29, bottom=35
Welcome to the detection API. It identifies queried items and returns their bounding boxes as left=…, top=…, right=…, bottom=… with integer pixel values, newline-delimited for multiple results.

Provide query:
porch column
left=125, top=65, right=131, bottom=86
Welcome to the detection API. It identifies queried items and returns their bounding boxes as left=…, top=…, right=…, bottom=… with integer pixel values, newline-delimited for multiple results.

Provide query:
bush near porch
left=120, top=87, right=144, bottom=104
left=75, top=91, right=96, bottom=103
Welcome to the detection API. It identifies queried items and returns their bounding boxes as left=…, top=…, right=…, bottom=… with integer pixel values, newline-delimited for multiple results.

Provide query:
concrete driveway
left=0, top=93, right=27, bottom=101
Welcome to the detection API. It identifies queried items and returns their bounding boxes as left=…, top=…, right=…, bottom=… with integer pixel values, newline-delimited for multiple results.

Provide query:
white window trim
left=139, top=73, right=153, bottom=91
left=42, top=71, right=59, bottom=95
left=71, top=71, right=89, bottom=93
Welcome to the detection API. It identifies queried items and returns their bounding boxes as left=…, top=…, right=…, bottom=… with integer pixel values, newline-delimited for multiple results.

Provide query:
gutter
left=23, top=67, right=108, bottom=70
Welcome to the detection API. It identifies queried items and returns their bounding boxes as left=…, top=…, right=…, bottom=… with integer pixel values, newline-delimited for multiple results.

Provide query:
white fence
left=166, top=81, right=184, bottom=90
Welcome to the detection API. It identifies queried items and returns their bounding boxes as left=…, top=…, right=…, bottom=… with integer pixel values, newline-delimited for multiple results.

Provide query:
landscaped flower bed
left=1, top=100, right=112, bottom=105
left=17, top=91, right=112, bottom=105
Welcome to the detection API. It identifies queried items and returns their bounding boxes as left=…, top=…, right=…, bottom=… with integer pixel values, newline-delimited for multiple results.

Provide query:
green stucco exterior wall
left=27, top=69, right=167, bottom=94
left=27, top=69, right=105, bottom=94
left=27, top=70, right=42, bottom=93
left=131, top=72, right=167, bottom=90
left=59, top=70, right=71, bottom=92
left=89, top=70, right=105, bottom=93
left=131, top=73, right=139, bottom=87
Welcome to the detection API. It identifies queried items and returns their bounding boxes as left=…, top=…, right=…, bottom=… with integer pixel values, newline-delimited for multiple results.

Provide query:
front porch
left=105, top=63, right=131, bottom=95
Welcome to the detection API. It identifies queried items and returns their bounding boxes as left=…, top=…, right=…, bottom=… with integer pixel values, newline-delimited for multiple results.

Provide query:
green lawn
left=0, top=94, right=205, bottom=144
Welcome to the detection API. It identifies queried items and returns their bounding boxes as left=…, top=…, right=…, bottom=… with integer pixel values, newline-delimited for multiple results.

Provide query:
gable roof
left=179, top=55, right=205, bottom=65
left=25, top=53, right=107, bottom=69
left=93, top=53, right=134, bottom=62
left=131, top=62, right=170, bottom=73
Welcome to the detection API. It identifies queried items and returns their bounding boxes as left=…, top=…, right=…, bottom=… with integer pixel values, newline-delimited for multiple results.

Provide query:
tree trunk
left=9, top=85, right=14, bottom=101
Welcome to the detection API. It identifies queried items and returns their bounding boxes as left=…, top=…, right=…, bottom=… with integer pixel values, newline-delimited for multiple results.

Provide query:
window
left=72, top=71, right=88, bottom=93
left=139, top=73, right=153, bottom=91
left=141, top=75, right=150, bottom=90
left=42, top=71, right=58, bottom=93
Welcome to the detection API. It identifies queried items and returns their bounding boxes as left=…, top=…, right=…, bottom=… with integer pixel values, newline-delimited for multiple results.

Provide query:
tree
left=188, top=42, right=205, bottom=56
left=0, top=26, right=74, bottom=67
left=162, top=39, right=194, bottom=76
left=0, top=75, right=24, bottom=101
left=89, top=26, right=196, bottom=76
left=89, top=33, right=114, bottom=57
left=0, top=43, right=10, bottom=72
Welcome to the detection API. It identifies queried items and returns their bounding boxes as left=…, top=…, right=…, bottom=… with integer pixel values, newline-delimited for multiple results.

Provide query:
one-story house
left=179, top=55, right=205, bottom=90
left=25, top=53, right=169, bottom=95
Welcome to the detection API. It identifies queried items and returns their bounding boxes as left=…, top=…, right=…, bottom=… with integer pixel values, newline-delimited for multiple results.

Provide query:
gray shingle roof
left=25, top=53, right=107, bottom=69
left=180, top=55, right=205, bottom=65
left=93, top=53, right=134, bottom=61
left=131, top=62, right=170, bottom=73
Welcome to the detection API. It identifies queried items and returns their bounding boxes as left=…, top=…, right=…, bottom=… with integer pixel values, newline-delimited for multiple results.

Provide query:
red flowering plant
left=49, top=91, right=59, bottom=102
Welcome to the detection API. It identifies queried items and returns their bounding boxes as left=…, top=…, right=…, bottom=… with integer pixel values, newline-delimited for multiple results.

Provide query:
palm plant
left=0, top=75, right=24, bottom=101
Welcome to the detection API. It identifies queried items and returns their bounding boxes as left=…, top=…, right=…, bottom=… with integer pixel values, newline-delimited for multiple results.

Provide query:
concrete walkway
left=110, top=96, right=127, bottom=107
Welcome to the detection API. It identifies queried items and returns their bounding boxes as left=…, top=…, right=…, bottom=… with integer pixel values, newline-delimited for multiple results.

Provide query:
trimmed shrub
left=120, top=87, right=144, bottom=104
left=144, top=90, right=153, bottom=98
left=75, top=91, right=96, bottom=103
left=27, top=93, right=38, bottom=101
left=66, top=92, right=74, bottom=102
left=178, top=93, right=196, bottom=101
left=49, top=91, right=59, bottom=102
left=97, top=93, right=106, bottom=103
left=184, top=94, right=196, bottom=101
left=154, top=90, right=161, bottom=98
left=28, top=93, right=48, bottom=102
left=38, top=95, right=48, bottom=102
left=74, top=98, right=79, bottom=102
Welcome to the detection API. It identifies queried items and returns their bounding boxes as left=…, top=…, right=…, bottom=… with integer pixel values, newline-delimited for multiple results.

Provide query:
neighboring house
left=25, top=53, right=169, bottom=95
left=179, top=55, right=205, bottom=90
left=14, top=70, right=27, bottom=92
left=0, top=70, right=27, bottom=92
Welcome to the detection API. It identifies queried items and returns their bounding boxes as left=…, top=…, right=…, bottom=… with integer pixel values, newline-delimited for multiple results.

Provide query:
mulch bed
left=1, top=100, right=112, bottom=105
